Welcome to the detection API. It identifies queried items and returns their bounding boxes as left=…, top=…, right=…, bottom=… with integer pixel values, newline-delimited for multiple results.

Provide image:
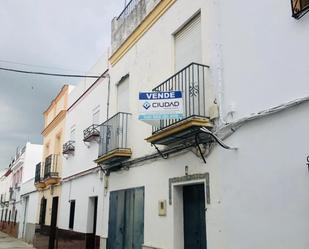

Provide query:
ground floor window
left=107, top=187, right=144, bottom=249
left=69, top=200, right=75, bottom=229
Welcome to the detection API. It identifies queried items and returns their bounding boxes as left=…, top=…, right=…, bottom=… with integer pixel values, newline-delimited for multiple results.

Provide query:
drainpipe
left=106, top=74, right=111, bottom=119
left=214, top=0, right=228, bottom=126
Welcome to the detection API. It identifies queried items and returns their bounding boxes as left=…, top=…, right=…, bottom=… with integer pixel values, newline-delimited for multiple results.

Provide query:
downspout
left=214, top=0, right=228, bottom=126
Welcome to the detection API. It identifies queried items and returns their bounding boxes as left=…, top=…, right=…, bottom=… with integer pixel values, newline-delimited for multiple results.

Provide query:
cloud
left=0, top=0, right=124, bottom=168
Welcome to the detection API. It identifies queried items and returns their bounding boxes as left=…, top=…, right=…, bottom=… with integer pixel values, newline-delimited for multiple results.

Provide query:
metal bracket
left=195, top=134, right=207, bottom=164
left=152, top=143, right=168, bottom=159
left=200, top=127, right=237, bottom=150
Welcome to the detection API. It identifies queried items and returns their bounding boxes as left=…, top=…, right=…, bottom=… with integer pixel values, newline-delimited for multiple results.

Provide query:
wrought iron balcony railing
left=117, top=0, right=140, bottom=20
left=44, top=154, right=59, bottom=179
left=152, top=62, right=209, bottom=134
left=292, top=0, right=309, bottom=19
left=98, top=112, right=131, bottom=158
left=35, top=162, right=42, bottom=183
left=83, top=124, right=100, bottom=142
left=62, top=141, right=75, bottom=155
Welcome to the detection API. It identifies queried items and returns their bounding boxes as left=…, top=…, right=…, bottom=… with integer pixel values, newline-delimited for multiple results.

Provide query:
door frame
left=171, top=174, right=209, bottom=249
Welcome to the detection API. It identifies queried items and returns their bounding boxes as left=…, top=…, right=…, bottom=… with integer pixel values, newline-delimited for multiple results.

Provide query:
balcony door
left=107, top=187, right=144, bottom=249
left=174, top=13, right=202, bottom=71
left=117, top=76, right=130, bottom=113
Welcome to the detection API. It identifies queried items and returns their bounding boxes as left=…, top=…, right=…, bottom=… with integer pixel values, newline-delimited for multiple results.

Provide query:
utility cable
left=0, top=66, right=103, bottom=78
left=0, top=59, right=84, bottom=73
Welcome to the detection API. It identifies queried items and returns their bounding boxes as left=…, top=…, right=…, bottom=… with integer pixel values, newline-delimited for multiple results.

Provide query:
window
left=69, top=200, right=76, bottom=229
left=292, top=0, right=309, bottom=19
left=174, top=13, right=202, bottom=71
left=117, top=75, right=130, bottom=113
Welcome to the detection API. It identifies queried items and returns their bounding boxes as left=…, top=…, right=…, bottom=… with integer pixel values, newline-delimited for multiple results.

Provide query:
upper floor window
left=174, top=13, right=202, bottom=71
left=117, top=75, right=130, bottom=113
left=292, top=0, right=309, bottom=19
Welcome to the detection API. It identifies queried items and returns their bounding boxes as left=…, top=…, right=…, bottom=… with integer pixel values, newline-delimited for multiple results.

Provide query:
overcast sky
left=0, top=0, right=124, bottom=169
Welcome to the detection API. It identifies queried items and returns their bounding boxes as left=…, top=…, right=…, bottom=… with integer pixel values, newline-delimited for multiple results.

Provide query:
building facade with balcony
left=96, top=0, right=309, bottom=249
left=57, top=58, right=109, bottom=249
left=33, top=84, right=74, bottom=249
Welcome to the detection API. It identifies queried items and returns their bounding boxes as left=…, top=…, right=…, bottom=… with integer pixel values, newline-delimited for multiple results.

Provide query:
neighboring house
left=57, top=58, right=109, bottom=249
left=0, top=142, right=42, bottom=240
left=33, top=85, right=74, bottom=249
left=92, top=1, right=309, bottom=249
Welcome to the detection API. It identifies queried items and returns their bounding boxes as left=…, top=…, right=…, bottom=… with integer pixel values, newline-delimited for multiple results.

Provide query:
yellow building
left=33, top=85, right=73, bottom=249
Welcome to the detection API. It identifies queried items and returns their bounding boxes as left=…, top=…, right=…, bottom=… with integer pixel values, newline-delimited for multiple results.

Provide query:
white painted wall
left=59, top=165, right=105, bottom=235
left=218, top=0, right=309, bottom=121
left=23, top=143, right=42, bottom=183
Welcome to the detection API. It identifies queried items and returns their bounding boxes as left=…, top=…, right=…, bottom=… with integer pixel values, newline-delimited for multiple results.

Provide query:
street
left=0, top=232, right=35, bottom=249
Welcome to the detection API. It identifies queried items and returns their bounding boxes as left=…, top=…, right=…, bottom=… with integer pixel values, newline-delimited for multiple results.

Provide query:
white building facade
left=94, top=0, right=309, bottom=249
left=57, top=58, right=110, bottom=249
left=18, top=142, right=42, bottom=244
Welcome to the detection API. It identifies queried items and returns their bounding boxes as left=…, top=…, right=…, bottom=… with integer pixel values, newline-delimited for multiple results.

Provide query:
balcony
left=83, top=124, right=100, bottom=143
left=95, top=112, right=132, bottom=170
left=145, top=63, right=213, bottom=146
left=62, top=141, right=75, bottom=155
left=292, top=0, right=309, bottom=19
left=43, top=154, right=60, bottom=186
left=34, top=163, right=46, bottom=190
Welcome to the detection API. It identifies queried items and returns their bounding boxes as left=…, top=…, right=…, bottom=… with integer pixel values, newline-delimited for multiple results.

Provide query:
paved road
left=0, top=232, right=35, bottom=248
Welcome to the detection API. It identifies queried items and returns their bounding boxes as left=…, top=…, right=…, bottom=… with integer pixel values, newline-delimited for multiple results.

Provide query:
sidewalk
left=0, top=231, right=35, bottom=248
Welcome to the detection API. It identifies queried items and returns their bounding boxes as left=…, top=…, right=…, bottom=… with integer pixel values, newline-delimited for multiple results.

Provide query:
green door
left=183, top=184, right=207, bottom=249
left=108, top=187, right=144, bottom=249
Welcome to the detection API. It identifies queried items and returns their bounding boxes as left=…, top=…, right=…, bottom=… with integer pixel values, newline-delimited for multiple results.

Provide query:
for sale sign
left=138, top=91, right=183, bottom=126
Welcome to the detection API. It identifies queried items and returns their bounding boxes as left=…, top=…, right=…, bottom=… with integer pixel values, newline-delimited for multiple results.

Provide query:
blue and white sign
left=138, top=91, right=183, bottom=125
